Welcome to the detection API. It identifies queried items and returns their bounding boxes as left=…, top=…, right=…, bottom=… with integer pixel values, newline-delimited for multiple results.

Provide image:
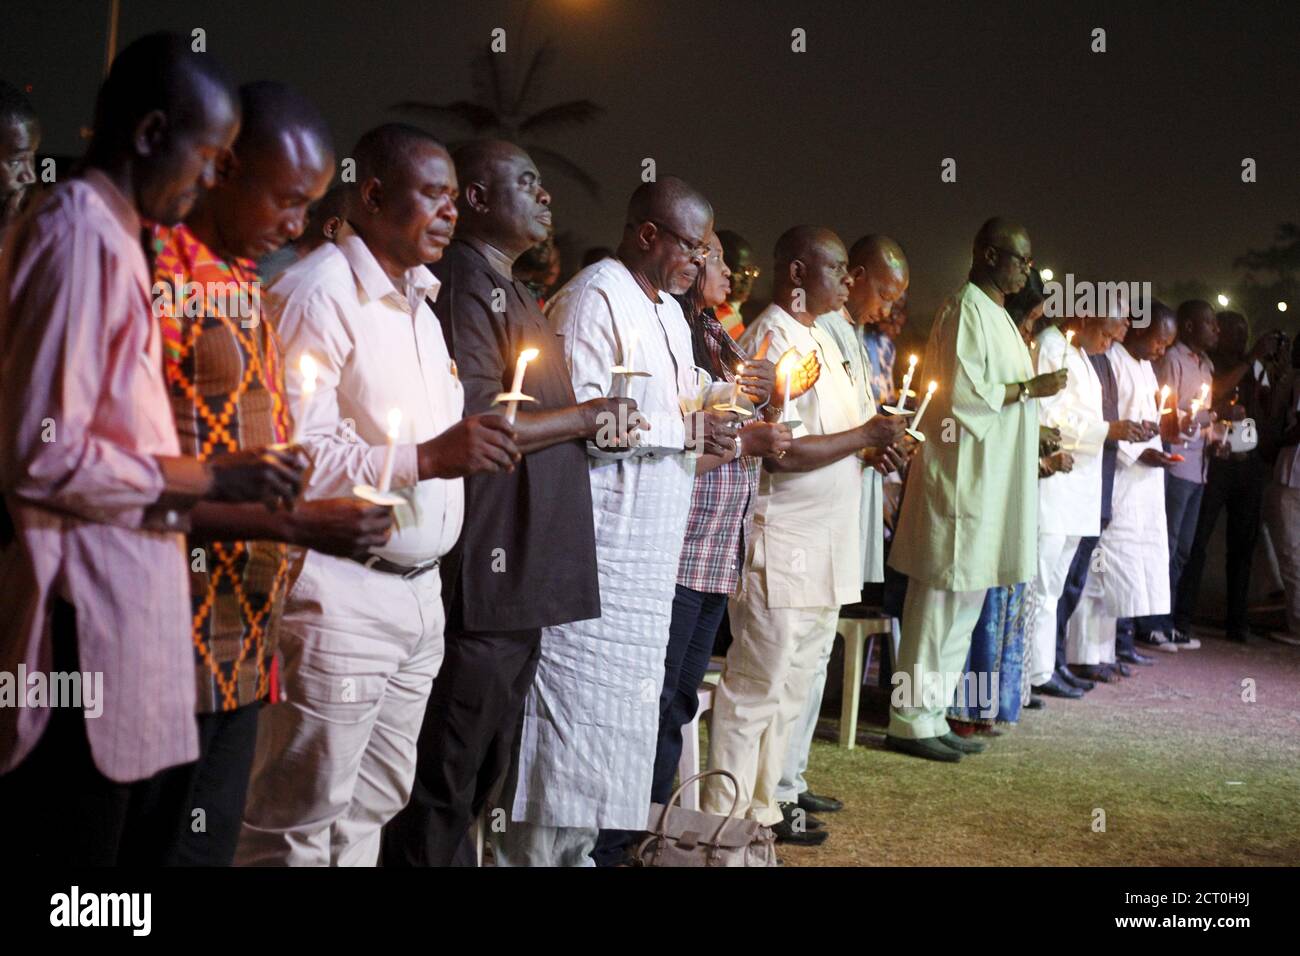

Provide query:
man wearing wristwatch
left=886, top=218, right=1068, bottom=762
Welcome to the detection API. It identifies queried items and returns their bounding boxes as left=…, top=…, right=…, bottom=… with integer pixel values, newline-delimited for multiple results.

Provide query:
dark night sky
left=6, top=0, right=1299, bottom=335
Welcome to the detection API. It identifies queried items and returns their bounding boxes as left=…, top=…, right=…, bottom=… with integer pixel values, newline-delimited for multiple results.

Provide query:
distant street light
left=1040, top=268, right=1055, bottom=282
left=1217, top=293, right=1230, bottom=307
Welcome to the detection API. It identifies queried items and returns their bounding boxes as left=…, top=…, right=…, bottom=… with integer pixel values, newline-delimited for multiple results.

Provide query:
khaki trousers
left=701, top=565, right=838, bottom=827
left=235, top=553, right=445, bottom=867
left=887, top=581, right=985, bottom=740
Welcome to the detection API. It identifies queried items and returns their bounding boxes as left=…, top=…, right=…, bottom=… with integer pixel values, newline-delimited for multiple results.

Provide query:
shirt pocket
left=760, top=523, right=834, bottom=609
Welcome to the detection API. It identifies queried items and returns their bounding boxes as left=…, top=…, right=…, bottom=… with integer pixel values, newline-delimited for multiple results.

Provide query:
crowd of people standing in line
left=1, top=35, right=1296, bottom=868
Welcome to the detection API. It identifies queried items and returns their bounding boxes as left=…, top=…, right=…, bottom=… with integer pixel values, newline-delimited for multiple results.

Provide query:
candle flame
left=521, top=348, right=539, bottom=363
left=1161, top=385, right=1171, bottom=398
left=1065, top=329, right=1076, bottom=345
left=908, top=354, right=918, bottom=367
left=299, top=354, right=318, bottom=393
left=926, top=380, right=938, bottom=393
left=386, top=407, right=402, bottom=439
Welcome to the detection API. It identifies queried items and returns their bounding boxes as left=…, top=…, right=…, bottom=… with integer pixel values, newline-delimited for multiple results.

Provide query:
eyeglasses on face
left=994, top=247, right=1034, bottom=271
left=638, top=219, right=711, bottom=260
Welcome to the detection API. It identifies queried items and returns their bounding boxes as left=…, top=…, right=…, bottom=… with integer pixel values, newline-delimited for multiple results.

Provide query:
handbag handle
left=652, top=768, right=743, bottom=850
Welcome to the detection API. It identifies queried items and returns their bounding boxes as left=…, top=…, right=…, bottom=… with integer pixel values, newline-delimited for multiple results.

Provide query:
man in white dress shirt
left=702, top=227, right=906, bottom=837
left=496, top=176, right=735, bottom=866
left=236, top=125, right=520, bottom=866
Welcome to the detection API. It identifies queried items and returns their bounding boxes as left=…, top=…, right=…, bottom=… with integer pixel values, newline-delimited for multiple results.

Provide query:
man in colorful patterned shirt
left=152, top=82, right=393, bottom=865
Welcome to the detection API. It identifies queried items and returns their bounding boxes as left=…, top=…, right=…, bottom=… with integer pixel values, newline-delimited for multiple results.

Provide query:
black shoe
left=1169, top=628, right=1202, bottom=650
left=884, top=734, right=962, bottom=762
left=938, top=731, right=986, bottom=754
left=1118, top=649, right=1155, bottom=666
left=1073, top=663, right=1117, bottom=683
left=779, top=801, right=824, bottom=831
left=1024, top=693, right=1045, bottom=710
left=1114, top=661, right=1133, bottom=678
left=771, top=819, right=829, bottom=845
left=797, top=790, right=843, bottom=814
left=1033, top=674, right=1084, bottom=699
left=1057, top=665, right=1095, bottom=691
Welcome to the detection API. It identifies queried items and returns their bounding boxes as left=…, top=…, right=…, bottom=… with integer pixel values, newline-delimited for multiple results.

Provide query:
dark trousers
left=1144, top=473, right=1205, bottom=633
left=166, top=703, right=263, bottom=866
left=382, top=623, right=541, bottom=867
left=1056, top=534, right=1100, bottom=669
left=1175, top=456, right=1265, bottom=638
left=0, top=599, right=193, bottom=866
left=592, top=584, right=729, bottom=867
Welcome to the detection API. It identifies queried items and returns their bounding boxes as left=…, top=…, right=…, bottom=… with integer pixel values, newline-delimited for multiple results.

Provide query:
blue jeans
left=1145, top=473, right=1205, bottom=634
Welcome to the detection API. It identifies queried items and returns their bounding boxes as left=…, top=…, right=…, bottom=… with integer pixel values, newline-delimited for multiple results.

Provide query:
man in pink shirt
left=0, top=33, right=305, bottom=865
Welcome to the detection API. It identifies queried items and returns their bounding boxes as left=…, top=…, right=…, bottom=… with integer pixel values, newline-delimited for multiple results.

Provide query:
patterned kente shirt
left=151, top=223, right=291, bottom=712
left=677, top=307, right=762, bottom=594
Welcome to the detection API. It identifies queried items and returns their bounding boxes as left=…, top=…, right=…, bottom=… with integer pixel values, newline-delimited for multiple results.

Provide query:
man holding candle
left=1026, top=303, right=1145, bottom=698
left=1142, top=300, right=1219, bottom=653
left=384, top=140, right=635, bottom=867
left=767, top=234, right=913, bottom=829
left=496, top=176, right=734, bottom=866
left=0, top=35, right=313, bottom=866
left=702, top=226, right=907, bottom=838
left=237, top=124, right=520, bottom=867
left=150, top=81, right=399, bottom=865
left=886, top=219, right=1067, bottom=762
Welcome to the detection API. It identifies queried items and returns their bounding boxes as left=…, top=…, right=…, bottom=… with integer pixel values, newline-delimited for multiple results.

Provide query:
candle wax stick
left=377, top=408, right=401, bottom=493
left=294, top=354, right=318, bottom=444
left=911, top=382, right=938, bottom=434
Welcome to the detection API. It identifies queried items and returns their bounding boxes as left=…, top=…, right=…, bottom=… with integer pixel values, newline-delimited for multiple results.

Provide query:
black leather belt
left=353, top=554, right=440, bottom=579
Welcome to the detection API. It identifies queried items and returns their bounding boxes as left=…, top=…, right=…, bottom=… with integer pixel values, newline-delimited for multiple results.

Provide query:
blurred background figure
left=716, top=228, right=758, bottom=339
left=0, top=80, right=41, bottom=255
left=514, top=233, right=561, bottom=306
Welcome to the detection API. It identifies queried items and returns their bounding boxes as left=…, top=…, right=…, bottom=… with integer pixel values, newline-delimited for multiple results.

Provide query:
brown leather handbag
left=631, top=769, right=778, bottom=867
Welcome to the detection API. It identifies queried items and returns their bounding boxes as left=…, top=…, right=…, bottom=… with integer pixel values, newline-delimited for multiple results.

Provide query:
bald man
left=236, top=124, right=520, bottom=866
left=702, top=227, right=906, bottom=842
left=497, top=176, right=734, bottom=866
left=887, top=219, right=1066, bottom=761
left=0, top=33, right=305, bottom=866
left=771, top=235, right=913, bottom=821
left=383, top=141, right=634, bottom=867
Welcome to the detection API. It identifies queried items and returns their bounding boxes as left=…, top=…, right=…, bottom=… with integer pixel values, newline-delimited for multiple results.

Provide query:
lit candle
left=780, top=353, right=794, bottom=414
left=377, top=407, right=402, bottom=493
left=294, top=354, right=318, bottom=443
left=506, top=347, right=539, bottom=424
left=1158, top=384, right=1172, bottom=416
left=899, top=354, right=918, bottom=406
left=911, top=381, right=938, bottom=433
left=730, top=363, right=743, bottom=407
left=1065, top=329, right=1076, bottom=348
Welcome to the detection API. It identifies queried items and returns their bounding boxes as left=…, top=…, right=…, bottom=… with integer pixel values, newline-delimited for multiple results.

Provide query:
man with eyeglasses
left=717, top=229, right=758, bottom=339
left=887, top=218, right=1068, bottom=762
left=494, top=176, right=737, bottom=866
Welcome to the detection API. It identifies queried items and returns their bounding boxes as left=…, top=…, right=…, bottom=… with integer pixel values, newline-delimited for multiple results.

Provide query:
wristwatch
left=1018, top=381, right=1030, bottom=404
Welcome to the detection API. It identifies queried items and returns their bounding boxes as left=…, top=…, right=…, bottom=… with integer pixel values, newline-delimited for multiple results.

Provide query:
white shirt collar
left=335, top=222, right=440, bottom=313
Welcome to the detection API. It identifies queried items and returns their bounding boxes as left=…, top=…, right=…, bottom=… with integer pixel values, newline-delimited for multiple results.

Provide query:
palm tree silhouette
left=392, top=2, right=605, bottom=200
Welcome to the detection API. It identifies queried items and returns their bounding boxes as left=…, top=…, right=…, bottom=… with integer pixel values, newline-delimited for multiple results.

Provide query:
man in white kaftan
left=496, top=178, right=724, bottom=866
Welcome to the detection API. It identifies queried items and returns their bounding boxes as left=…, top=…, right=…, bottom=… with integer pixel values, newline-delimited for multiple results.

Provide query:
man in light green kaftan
left=886, top=219, right=1068, bottom=761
